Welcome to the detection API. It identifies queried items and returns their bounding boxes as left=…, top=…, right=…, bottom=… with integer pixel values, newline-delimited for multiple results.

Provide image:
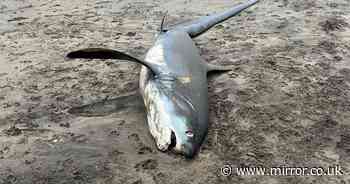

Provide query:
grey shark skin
left=67, top=0, right=259, bottom=158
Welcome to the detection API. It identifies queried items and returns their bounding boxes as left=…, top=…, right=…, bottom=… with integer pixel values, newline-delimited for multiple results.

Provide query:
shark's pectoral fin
left=206, top=63, right=233, bottom=74
left=67, top=48, right=159, bottom=74
left=68, top=93, right=145, bottom=117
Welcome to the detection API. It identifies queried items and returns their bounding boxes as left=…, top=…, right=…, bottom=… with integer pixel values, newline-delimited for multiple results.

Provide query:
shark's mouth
left=152, top=126, right=177, bottom=152
left=169, top=131, right=177, bottom=150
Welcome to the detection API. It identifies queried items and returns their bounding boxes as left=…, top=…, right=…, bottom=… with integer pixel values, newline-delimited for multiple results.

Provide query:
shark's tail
left=183, top=0, right=259, bottom=38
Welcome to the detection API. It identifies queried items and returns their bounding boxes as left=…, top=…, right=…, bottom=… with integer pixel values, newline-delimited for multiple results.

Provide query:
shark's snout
left=171, top=131, right=199, bottom=158
left=182, top=143, right=198, bottom=158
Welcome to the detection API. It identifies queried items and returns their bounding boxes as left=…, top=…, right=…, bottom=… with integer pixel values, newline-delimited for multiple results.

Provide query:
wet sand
left=0, top=0, right=350, bottom=183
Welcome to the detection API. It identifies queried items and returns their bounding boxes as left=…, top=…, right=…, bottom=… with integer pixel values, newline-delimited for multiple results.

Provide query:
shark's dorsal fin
left=67, top=48, right=159, bottom=74
left=206, top=63, right=233, bottom=73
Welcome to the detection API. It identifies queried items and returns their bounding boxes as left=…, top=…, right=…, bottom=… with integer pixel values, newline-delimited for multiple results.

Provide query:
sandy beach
left=0, top=0, right=350, bottom=183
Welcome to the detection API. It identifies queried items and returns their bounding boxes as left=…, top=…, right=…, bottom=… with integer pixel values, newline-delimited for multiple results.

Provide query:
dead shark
left=67, top=0, right=259, bottom=158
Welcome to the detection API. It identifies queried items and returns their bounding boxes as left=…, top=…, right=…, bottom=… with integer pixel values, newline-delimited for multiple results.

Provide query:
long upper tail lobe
left=183, top=0, right=259, bottom=38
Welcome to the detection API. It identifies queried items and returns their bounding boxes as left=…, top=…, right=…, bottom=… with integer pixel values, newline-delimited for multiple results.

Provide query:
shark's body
left=67, top=0, right=259, bottom=158
left=139, top=30, right=209, bottom=155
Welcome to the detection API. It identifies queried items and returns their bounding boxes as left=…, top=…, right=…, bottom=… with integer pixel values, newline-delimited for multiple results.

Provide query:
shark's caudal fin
left=66, top=48, right=160, bottom=74
left=183, top=0, right=259, bottom=38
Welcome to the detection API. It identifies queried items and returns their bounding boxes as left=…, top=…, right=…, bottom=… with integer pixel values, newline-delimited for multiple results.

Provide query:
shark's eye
left=185, top=130, right=194, bottom=138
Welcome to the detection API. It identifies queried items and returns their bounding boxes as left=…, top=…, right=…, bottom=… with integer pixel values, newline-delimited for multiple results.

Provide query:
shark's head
left=144, top=80, right=201, bottom=158
left=168, top=112, right=198, bottom=158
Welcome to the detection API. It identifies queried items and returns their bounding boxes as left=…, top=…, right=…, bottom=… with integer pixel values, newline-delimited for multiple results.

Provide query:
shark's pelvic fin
left=160, top=11, right=168, bottom=33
